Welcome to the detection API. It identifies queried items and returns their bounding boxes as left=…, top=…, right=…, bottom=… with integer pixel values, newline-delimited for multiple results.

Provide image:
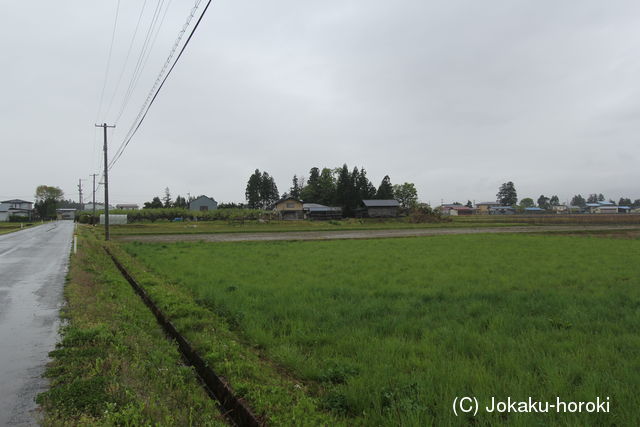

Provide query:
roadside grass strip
left=122, top=234, right=640, bottom=426
left=37, top=228, right=226, bottom=426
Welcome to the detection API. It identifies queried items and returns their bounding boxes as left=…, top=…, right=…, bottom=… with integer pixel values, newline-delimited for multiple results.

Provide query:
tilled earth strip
left=114, top=225, right=640, bottom=243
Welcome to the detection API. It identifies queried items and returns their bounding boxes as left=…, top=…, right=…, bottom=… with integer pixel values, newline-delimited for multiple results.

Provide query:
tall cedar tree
left=245, top=169, right=262, bottom=209
left=355, top=168, right=376, bottom=202
left=300, top=167, right=320, bottom=203
left=162, top=187, right=172, bottom=208
left=335, top=164, right=355, bottom=216
left=549, top=195, right=560, bottom=206
left=376, top=175, right=394, bottom=199
left=289, top=175, right=301, bottom=199
left=260, top=171, right=279, bottom=209
left=496, top=181, right=517, bottom=206
left=317, top=168, right=337, bottom=205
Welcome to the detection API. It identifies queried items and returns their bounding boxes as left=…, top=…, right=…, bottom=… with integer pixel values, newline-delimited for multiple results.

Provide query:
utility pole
left=90, top=173, right=98, bottom=225
left=77, top=179, right=85, bottom=210
left=95, top=123, right=115, bottom=241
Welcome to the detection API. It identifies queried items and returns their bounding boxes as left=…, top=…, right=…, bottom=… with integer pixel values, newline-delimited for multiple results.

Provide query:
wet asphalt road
left=0, top=221, right=74, bottom=426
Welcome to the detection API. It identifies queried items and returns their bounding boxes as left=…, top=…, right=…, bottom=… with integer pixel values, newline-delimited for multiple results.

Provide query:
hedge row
left=76, top=208, right=273, bottom=224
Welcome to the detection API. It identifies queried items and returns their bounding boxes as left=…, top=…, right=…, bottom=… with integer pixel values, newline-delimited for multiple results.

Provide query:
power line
left=103, top=0, right=149, bottom=121
left=95, top=0, right=121, bottom=123
left=109, top=0, right=212, bottom=169
left=113, top=0, right=167, bottom=124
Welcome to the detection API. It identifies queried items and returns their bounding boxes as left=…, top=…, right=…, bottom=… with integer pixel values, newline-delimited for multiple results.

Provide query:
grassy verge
left=123, top=234, right=640, bottom=426
left=0, top=221, right=37, bottom=235
left=37, top=227, right=226, bottom=425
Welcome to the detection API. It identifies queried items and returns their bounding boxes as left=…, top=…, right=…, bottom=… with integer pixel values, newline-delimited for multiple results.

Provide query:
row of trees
left=143, top=187, right=188, bottom=209
left=495, top=182, right=640, bottom=209
left=246, top=165, right=419, bottom=217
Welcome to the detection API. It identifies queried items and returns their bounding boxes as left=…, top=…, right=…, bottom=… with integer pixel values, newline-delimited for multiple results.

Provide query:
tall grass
left=124, top=234, right=640, bottom=426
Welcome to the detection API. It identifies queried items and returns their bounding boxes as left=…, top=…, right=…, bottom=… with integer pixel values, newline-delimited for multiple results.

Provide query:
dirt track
left=114, top=224, right=640, bottom=243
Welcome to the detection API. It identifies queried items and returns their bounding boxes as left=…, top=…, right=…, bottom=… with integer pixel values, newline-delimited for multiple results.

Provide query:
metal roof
left=524, top=207, right=544, bottom=211
left=1, top=199, right=32, bottom=204
left=362, top=199, right=400, bottom=207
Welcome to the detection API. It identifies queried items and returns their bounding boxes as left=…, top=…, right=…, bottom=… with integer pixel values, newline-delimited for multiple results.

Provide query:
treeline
left=570, top=193, right=640, bottom=208
left=246, top=165, right=418, bottom=217
left=78, top=207, right=266, bottom=223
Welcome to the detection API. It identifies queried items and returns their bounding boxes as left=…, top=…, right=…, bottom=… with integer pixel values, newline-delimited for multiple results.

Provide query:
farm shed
left=303, top=203, right=342, bottom=220
left=274, top=197, right=304, bottom=220
left=475, top=201, right=500, bottom=214
left=488, top=206, right=515, bottom=215
left=524, top=207, right=545, bottom=214
left=439, top=204, right=474, bottom=216
left=115, top=203, right=139, bottom=210
left=56, top=208, right=76, bottom=220
left=362, top=199, right=400, bottom=218
left=189, top=195, right=218, bottom=211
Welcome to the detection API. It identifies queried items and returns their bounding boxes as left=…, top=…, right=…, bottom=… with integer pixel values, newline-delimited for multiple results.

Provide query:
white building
left=0, top=199, right=33, bottom=221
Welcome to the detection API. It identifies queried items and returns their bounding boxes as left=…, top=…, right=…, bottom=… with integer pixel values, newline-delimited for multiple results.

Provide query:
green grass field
left=123, top=234, right=640, bottom=426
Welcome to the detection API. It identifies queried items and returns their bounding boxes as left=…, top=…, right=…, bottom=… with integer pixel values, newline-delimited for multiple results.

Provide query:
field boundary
left=104, top=247, right=264, bottom=427
left=114, top=224, right=640, bottom=243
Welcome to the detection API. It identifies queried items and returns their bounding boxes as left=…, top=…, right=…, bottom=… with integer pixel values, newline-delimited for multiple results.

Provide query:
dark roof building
left=361, top=199, right=400, bottom=218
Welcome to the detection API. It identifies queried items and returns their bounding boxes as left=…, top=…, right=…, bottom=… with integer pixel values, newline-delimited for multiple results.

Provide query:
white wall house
left=0, top=199, right=34, bottom=221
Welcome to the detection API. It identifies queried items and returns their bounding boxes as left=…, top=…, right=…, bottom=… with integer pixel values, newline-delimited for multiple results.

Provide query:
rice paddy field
left=123, top=233, right=640, bottom=426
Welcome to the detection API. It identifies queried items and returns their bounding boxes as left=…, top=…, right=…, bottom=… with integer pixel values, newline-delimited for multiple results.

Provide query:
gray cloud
left=1, top=1, right=638, bottom=205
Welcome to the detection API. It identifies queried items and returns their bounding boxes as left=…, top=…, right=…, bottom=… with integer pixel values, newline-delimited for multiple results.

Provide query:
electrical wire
left=113, top=0, right=167, bottom=124
left=95, top=0, right=121, bottom=123
left=103, top=0, right=149, bottom=121
left=109, top=0, right=211, bottom=169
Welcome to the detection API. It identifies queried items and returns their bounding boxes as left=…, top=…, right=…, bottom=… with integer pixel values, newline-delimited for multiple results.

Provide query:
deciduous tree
left=520, top=197, right=534, bottom=208
left=537, top=195, right=550, bottom=209
left=393, top=183, right=418, bottom=209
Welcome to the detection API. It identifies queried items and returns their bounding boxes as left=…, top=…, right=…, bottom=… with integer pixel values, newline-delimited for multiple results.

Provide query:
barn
left=361, top=199, right=400, bottom=218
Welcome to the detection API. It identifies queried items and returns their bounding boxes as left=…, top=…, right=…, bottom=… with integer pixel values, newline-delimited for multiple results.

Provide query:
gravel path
left=114, top=224, right=640, bottom=243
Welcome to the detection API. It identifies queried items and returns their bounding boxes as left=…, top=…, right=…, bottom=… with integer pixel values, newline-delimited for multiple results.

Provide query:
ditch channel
left=104, top=247, right=264, bottom=427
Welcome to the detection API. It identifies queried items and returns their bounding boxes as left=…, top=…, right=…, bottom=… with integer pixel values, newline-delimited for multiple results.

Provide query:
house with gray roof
left=188, top=195, right=218, bottom=211
left=362, top=199, right=400, bottom=218
left=0, top=199, right=33, bottom=221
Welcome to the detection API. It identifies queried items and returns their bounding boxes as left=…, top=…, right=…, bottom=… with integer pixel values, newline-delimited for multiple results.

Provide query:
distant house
left=56, top=208, right=76, bottom=220
left=618, top=206, right=631, bottom=214
left=524, top=207, right=545, bottom=214
left=552, top=205, right=568, bottom=214
left=488, top=206, right=515, bottom=215
left=362, top=199, right=400, bottom=218
left=586, top=202, right=622, bottom=214
left=439, top=204, right=474, bottom=216
left=475, top=202, right=500, bottom=214
left=274, top=197, right=304, bottom=220
left=188, top=195, right=218, bottom=212
left=303, top=203, right=342, bottom=220
left=84, top=202, right=107, bottom=211
left=115, top=203, right=139, bottom=210
left=0, top=199, right=33, bottom=221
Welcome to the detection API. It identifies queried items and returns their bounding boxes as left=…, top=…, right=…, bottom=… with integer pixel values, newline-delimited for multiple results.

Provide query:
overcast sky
left=1, top=1, right=639, bottom=206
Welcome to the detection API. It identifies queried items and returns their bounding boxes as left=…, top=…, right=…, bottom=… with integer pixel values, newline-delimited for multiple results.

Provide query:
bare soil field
left=115, top=224, right=640, bottom=243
